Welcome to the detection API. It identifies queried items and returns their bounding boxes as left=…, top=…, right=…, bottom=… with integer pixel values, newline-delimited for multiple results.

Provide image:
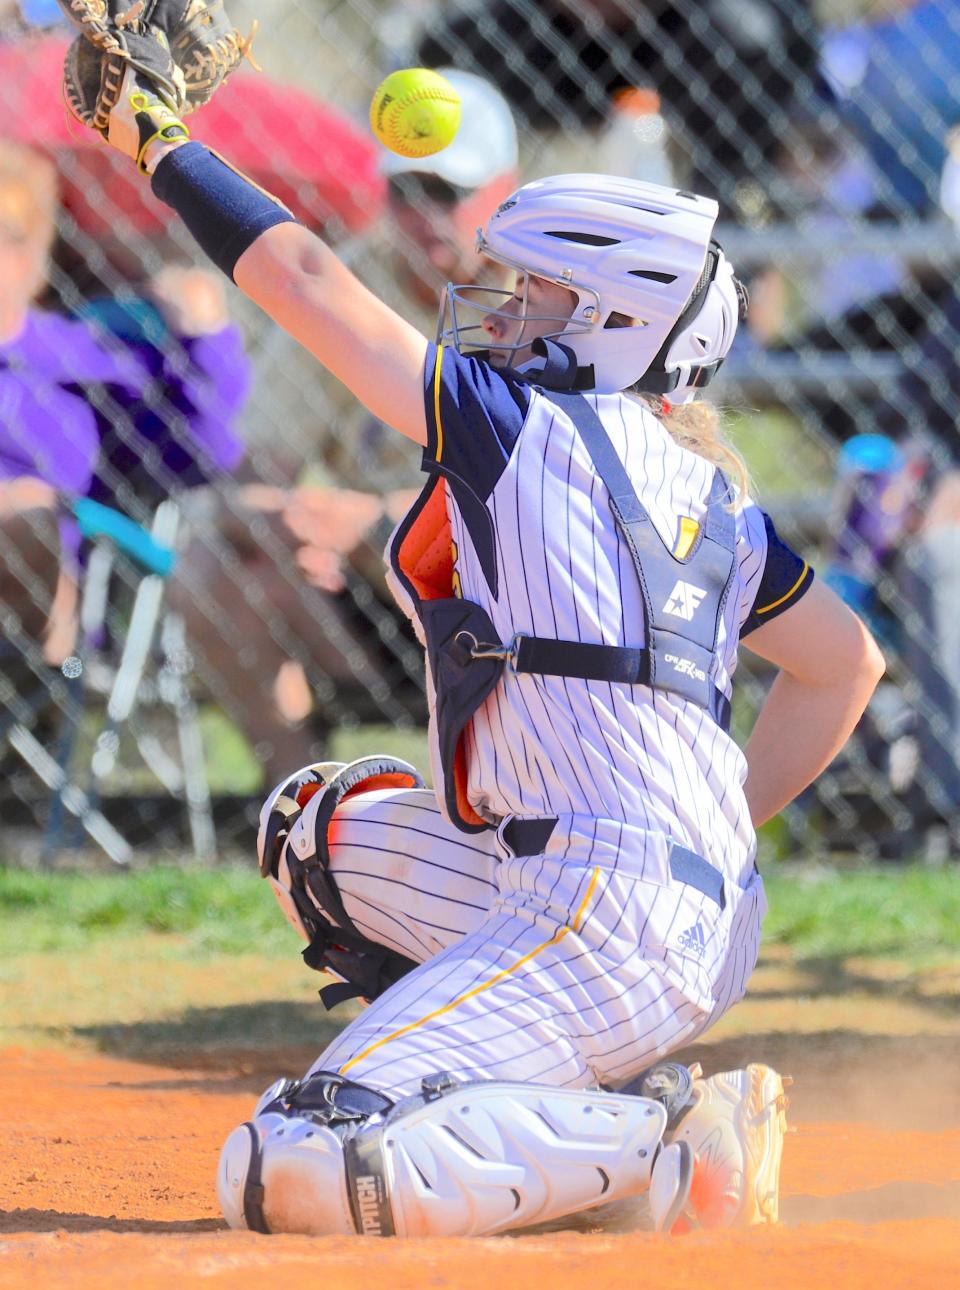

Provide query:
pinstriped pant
left=307, top=788, right=766, bottom=1098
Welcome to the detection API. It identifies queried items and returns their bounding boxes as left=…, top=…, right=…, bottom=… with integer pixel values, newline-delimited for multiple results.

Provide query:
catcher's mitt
left=59, top=1, right=255, bottom=133
left=157, top=0, right=258, bottom=110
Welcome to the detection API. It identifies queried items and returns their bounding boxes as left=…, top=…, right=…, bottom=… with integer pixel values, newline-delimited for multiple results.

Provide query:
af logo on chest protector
left=663, top=579, right=708, bottom=621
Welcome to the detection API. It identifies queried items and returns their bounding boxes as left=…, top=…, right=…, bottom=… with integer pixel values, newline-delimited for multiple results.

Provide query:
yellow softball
left=369, top=68, right=462, bottom=159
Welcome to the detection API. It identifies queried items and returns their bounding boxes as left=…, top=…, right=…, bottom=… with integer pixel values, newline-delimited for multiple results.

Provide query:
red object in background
left=2, top=36, right=385, bottom=237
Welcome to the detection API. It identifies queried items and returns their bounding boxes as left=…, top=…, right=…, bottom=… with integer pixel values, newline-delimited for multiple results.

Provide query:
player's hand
left=57, top=1, right=256, bottom=123
left=101, top=66, right=191, bottom=174
left=282, top=488, right=385, bottom=593
left=61, top=28, right=190, bottom=175
left=58, top=2, right=256, bottom=174
left=147, top=266, right=230, bottom=336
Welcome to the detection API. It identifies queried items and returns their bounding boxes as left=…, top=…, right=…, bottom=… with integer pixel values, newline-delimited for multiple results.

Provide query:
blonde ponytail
left=642, top=395, right=751, bottom=508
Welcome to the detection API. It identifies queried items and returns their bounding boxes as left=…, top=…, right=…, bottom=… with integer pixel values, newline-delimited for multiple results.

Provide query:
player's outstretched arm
left=740, top=579, right=886, bottom=827
left=56, top=24, right=429, bottom=447
left=142, top=123, right=429, bottom=445
left=232, top=222, right=429, bottom=445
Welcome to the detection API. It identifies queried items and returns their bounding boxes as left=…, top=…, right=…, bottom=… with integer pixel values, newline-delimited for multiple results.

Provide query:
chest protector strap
left=412, top=392, right=737, bottom=832
left=510, top=390, right=736, bottom=720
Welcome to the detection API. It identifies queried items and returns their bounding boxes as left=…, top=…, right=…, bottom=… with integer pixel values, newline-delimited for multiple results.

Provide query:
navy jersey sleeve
left=422, top=343, right=531, bottom=499
left=740, top=511, right=815, bottom=637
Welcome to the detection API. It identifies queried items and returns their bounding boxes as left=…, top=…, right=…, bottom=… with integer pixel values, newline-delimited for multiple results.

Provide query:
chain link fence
left=2, top=0, right=959, bottom=863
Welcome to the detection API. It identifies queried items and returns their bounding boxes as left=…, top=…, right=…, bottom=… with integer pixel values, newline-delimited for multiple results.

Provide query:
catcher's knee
left=217, top=1070, right=685, bottom=1238
left=256, top=756, right=426, bottom=922
left=255, top=756, right=426, bottom=1004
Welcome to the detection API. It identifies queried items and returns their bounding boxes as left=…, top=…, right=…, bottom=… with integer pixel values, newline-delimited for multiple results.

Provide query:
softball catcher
left=57, top=6, right=885, bottom=1238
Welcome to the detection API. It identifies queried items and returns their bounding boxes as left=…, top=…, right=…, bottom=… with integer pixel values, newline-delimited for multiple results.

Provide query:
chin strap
left=470, top=337, right=723, bottom=398
left=639, top=358, right=724, bottom=395
left=528, top=337, right=596, bottom=390
left=468, top=340, right=596, bottom=392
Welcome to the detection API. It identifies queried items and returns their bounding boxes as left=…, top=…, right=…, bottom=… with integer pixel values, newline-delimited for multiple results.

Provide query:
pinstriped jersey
left=389, top=345, right=813, bottom=883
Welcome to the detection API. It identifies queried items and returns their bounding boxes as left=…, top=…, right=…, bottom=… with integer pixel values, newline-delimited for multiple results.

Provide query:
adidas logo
left=678, top=922, right=707, bottom=957
left=663, top=579, right=707, bottom=621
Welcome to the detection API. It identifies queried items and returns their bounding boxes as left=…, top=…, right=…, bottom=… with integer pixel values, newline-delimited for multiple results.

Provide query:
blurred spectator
left=739, top=119, right=929, bottom=441
left=754, top=0, right=960, bottom=438
left=821, top=0, right=960, bottom=219
left=0, top=143, right=78, bottom=673
left=871, top=115, right=960, bottom=465
left=747, top=121, right=912, bottom=347
left=814, top=430, right=960, bottom=855
left=894, top=476, right=960, bottom=843
left=380, top=69, right=519, bottom=313
left=824, top=108, right=960, bottom=843
left=746, top=73, right=960, bottom=848
left=171, top=71, right=521, bottom=785
left=0, top=140, right=250, bottom=680
left=806, top=80, right=960, bottom=844
left=415, top=0, right=824, bottom=211
left=821, top=435, right=916, bottom=652
left=77, top=267, right=250, bottom=514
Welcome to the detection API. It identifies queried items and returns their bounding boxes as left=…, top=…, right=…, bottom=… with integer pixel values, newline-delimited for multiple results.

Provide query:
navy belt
left=668, top=842, right=726, bottom=910
left=502, top=816, right=558, bottom=856
left=502, top=819, right=726, bottom=911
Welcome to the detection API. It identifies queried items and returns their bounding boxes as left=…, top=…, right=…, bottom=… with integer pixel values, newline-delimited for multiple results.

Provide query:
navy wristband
left=151, top=141, right=296, bottom=281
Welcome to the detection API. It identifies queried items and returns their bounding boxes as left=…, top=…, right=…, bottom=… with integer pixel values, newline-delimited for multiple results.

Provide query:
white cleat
left=665, top=1063, right=789, bottom=1230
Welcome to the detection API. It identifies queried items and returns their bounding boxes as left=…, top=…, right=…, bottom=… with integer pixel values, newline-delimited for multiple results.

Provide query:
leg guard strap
left=620, top=1061, right=698, bottom=1130
left=219, top=1071, right=396, bottom=1236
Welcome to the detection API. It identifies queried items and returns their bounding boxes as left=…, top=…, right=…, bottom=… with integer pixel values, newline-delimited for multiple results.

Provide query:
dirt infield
left=2, top=949, right=959, bottom=1288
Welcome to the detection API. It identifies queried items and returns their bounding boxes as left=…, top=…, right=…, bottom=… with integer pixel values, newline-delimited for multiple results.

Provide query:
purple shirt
left=0, top=308, right=249, bottom=495
left=0, top=308, right=250, bottom=562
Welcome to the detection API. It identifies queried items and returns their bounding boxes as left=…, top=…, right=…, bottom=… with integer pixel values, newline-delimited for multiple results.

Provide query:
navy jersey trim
left=420, top=343, right=532, bottom=596
left=422, top=343, right=531, bottom=498
left=740, top=512, right=815, bottom=636
left=387, top=475, right=440, bottom=606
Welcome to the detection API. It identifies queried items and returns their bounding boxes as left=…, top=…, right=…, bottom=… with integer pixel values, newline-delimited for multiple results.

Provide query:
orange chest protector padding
left=392, top=476, right=493, bottom=833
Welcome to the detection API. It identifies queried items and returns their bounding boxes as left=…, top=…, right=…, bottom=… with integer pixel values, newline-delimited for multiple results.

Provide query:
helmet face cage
left=444, top=174, right=743, bottom=398
left=437, top=238, right=598, bottom=365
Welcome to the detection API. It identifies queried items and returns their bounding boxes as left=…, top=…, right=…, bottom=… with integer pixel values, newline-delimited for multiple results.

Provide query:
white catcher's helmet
left=440, top=173, right=747, bottom=401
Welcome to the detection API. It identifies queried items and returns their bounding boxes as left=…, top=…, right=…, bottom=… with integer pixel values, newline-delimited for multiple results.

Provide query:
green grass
left=331, top=723, right=429, bottom=770
left=0, top=863, right=293, bottom=957
left=727, top=405, right=832, bottom=500
left=197, top=715, right=430, bottom=795
left=762, top=864, right=960, bottom=962
left=64, top=713, right=431, bottom=797
left=2, top=861, right=958, bottom=965
left=0, top=861, right=955, bottom=1057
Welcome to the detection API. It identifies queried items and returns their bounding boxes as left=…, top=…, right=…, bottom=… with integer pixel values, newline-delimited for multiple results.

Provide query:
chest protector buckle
left=419, top=597, right=509, bottom=833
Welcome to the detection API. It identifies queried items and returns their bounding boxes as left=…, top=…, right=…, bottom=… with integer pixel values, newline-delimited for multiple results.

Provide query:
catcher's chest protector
left=390, top=392, right=736, bottom=834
